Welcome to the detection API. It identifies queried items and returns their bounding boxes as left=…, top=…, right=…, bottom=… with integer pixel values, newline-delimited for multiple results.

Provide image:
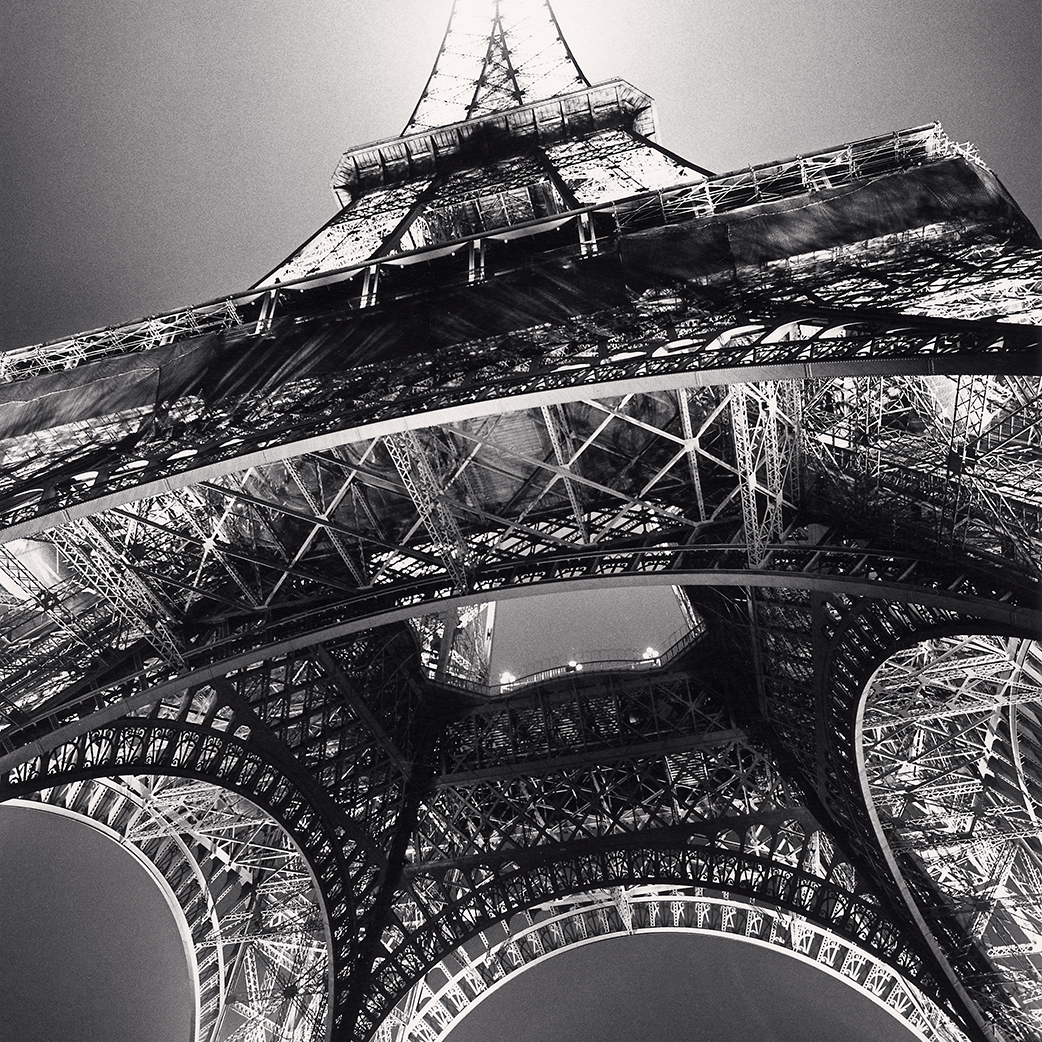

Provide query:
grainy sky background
left=0, top=804, right=192, bottom=1042
left=447, top=931, right=921, bottom=1042
left=0, top=1, right=1038, bottom=1039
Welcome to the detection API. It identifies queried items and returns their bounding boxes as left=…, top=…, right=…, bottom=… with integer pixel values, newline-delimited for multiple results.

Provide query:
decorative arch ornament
left=374, top=886, right=968, bottom=1042
left=0, top=687, right=371, bottom=1042
left=12, top=777, right=331, bottom=1042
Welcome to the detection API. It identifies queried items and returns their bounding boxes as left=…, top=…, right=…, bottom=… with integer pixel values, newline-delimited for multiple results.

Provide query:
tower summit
left=404, top=0, right=590, bottom=130
left=0, top=3, right=1040, bottom=1042
left=255, top=0, right=709, bottom=290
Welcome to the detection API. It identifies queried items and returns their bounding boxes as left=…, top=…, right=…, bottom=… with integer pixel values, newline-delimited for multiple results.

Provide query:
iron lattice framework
left=0, top=2, right=1040, bottom=1040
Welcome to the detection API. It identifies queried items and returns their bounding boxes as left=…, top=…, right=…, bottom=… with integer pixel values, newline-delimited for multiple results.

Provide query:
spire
left=254, top=0, right=705, bottom=289
left=405, top=0, right=589, bottom=133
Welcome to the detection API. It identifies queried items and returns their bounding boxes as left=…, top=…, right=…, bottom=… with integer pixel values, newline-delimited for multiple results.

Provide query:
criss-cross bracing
left=0, top=2, right=1039, bottom=1040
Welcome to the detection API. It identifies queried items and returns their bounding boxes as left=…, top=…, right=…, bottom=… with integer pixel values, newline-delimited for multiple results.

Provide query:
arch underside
left=377, top=887, right=968, bottom=1042
left=17, top=775, right=331, bottom=1042
left=0, top=346, right=1039, bottom=1041
left=0, top=698, right=380, bottom=1041
left=2, top=610, right=1039, bottom=1041
left=861, top=635, right=1042, bottom=1039
left=0, top=362, right=1037, bottom=735
left=0, top=667, right=956, bottom=1040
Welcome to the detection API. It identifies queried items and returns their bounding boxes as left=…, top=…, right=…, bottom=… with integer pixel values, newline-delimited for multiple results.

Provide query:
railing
left=0, top=299, right=246, bottom=385
left=0, top=124, right=976, bottom=386
left=434, top=618, right=706, bottom=699
left=2, top=532, right=1035, bottom=760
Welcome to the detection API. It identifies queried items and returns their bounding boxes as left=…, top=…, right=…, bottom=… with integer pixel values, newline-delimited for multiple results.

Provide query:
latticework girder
left=1, top=348, right=1037, bottom=737
left=17, top=774, right=330, bottom=1042
left=863, top=636, right=1042, bottom=1039
left=1, top=2, right=1040, bottom=1040
left=50, top=517, right=185, bottom=664
left=384, top=432, right=473, bottom=593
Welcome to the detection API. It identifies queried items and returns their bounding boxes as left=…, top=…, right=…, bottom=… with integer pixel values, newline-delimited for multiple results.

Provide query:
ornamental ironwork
left=0, top=2, right=1039, bottom=1040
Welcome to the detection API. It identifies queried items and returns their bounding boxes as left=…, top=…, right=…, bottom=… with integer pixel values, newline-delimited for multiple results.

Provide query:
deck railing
left=0, top=124, right=973, bottom=385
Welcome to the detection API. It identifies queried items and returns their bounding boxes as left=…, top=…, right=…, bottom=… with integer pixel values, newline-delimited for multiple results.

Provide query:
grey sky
left=0, top=803, right=192, bottom=1042
left=446, top=931, right=920, bottom=1042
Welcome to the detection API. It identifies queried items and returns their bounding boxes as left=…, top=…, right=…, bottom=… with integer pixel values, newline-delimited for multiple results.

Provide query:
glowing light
left=642, top=647, right=660, bottom=660
left=499, top=672, right=516, bottom=685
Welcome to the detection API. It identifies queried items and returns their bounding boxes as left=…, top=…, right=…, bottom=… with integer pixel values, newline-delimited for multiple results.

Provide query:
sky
left=0, top=1, right=1038, bottom=1039
left=0, top=803, right=192, bottom=1042
left=490, top=584, right=689, bottom=681
left=447, top=931, right=919, bottom=1042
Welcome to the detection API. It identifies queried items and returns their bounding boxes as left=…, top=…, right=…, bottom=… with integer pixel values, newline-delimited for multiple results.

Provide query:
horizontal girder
left=1, top=304, right=1035, bottom=543
left=0, top=362, right=1037, bottom=731
left=1, top=546, right=1036, bottom=761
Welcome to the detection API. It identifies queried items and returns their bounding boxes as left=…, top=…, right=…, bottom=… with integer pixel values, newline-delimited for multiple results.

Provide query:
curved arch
left=183, top=563, right=1037, bottom=677
left=377, top=887, right=967, bottom=1042
left=725, top=590, right=1042, bottom=1040
left=857, top=634, right=1042, bottom=1042
left=779, top=605, right=1042, bottom=1041
left=819, top=611, right=1040, bottom=802
left=1, top=583, right=1034, bottom=1042
left=815, top=611, right=1041, bottom=882
left=1, top=358, right=1037, bottom=745
left=12, top=777, right=329, bottom=1042
left=353, top=828, right=951, bottom=1038
left=2, top=590, right=1035, bottom=1042
left=0, top=717, right=383, bottom=1042
left=3, top=563, right=1036, bottom=775
left=2, top=308, right=1033, bottom=543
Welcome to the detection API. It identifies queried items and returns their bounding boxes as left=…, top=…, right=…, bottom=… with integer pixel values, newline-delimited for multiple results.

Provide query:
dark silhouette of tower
left=0, top=3, right=1039, bottom=1041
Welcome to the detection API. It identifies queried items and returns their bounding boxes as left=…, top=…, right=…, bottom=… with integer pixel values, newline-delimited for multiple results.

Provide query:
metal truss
left=21, top=775, right=329, bottom=1042
left=727, top=381, right=801, bottom=567
left=863, top=636, right=1042, bottom=1040
left=0, top=624, right=996, bottom=1040
left=0, top=299, right=1035, bottom=546
left=0, top=587, right=1037, bottom=1042
left=375, top=886, right=968, bottom=1042
left=803, top=373, right=1042, bottom=574
left=2, top=123, right=1026, bottom=391
left=0, top=674, right=402, bottom=1040
left=0, top=511, right=1036, bottom=762
left=0, top=355, right=1037, bottom=1041
left=384, top=432, right=473, bottom=592
left=778, top=596, right=1042, bottom=1042
left=10, top=616, right=1035, bottom=1040
left=0, top=3, right=1040, bottom=1040
left=272, top=659, right=949, bottom=1037
left=404, top=0, right=588, bottom=132
left=50, top=517, right=185, bottom=664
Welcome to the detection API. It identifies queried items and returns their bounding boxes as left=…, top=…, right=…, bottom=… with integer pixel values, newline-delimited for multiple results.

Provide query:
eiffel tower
left=1, top=2, right=1040, bottom=1040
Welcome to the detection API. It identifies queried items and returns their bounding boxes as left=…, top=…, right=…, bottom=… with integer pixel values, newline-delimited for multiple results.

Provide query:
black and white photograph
left=1, top=3, right=1039, bottom=1040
